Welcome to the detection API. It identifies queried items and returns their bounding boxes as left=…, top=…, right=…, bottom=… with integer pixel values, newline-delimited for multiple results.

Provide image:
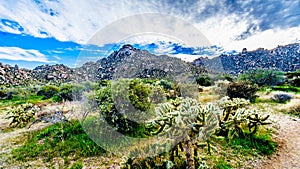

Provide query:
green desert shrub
left=285, top=71, right=300, bottom=85
left=37, top=85, right=59, bottom=99
left=196, top=75, right=211, bottom=86
left=239, top=69, right=284, bottom=87
left=128, top=78, right=152, bottom=111
left=82, top=81, right=100, bottom=91
left=0, top=87, right=7, bottom=98
left=292, top=78, right=300, bottom=87
left=227, top=81, right=258, bottom=102
left=158, top=79, right=173, bottom=90
left=90, top=79, right=155, bottom=136
left=54, top=83, right=84, bottom=102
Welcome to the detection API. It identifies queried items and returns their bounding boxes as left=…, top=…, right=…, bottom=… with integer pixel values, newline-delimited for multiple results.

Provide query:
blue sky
left=0, top=0, right=300, bottom=69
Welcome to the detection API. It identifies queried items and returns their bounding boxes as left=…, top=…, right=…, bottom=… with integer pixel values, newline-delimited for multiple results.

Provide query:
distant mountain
left=193, top=43, right=300, bottom=74
left=0, top=44, right=206, bottom=86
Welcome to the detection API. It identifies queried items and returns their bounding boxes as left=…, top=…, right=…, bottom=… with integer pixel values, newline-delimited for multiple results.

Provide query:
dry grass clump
left=277, top=98, right=300, bottom=117
left=211, top=80, right=230, bottom=98
left=198, top=94, right=219, bottom=104
left=198, top=86, right=220, bottom=103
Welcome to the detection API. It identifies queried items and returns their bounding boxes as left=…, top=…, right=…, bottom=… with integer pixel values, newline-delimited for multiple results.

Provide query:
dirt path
left=250, top=111, right=300, bottom=169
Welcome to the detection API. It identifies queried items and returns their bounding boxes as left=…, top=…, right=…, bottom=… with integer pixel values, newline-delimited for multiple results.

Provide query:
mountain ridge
left=0, top=44, right=206, bottom=86
left=193, top=43, right=300, bottom=74
left=1, top=43, right=299, bottom=86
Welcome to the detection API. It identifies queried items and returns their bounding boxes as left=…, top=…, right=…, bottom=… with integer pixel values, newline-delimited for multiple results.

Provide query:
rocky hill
left=193, top=43, right=300, bottom=74
left=0, top=44, right=206, bottom=86
left=0, top=63, right=75, bottom=86
left=93, top=44, right=205, bottom=82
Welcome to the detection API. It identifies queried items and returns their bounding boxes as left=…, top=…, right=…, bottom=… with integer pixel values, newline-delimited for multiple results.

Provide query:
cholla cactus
left=6, top=103, right=40, bottom=128
left=216, top=96, right=270, bottom=137
left=247, top=110, right=271, bottom=134
left=146, top=98, right=219, bottom=169
left=217, top=96, right=249, bottom=123
left=221, top=108, right=249, bottom=138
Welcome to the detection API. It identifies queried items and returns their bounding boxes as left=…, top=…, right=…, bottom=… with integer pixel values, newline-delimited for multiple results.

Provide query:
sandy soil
left=248, top=103, right=300, bottom=169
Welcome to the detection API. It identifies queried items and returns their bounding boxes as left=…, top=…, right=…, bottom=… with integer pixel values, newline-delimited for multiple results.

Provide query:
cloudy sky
left=0, top=0, right=300, bottom=68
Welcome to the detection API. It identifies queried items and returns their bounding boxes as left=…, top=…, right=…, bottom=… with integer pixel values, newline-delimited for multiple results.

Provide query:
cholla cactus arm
left=247, top=111, right=271, bottom=134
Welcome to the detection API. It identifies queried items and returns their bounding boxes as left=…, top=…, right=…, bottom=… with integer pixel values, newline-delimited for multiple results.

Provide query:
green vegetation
left=53, top=83, right=84, bottom=102
left=271, top=85, right=300, bottom=93
left=196, top=75, right=212, bottom=86
left=285, top=71, right=300, bottom=87
left=239, top=69, right=284, bottom=87
left=5, top=72, right=297, bottom=168
left=12, top=120, right=105, bottom=163
left=228, top=131, right=277, bottom=156
left=128, top=78, right=153, bottom=111
left=37, top=85, right=59, bottom=99
left=69, top=161, right=83, bottom=169
left=0, top=95, right=45, bottom=109
left=124, top=96, right=275, bottom=168
left=214, top=158, right=232, bottom=169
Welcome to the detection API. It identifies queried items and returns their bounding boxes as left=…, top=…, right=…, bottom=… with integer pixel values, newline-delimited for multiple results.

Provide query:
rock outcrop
left=193, top=43, right=300, bottom=74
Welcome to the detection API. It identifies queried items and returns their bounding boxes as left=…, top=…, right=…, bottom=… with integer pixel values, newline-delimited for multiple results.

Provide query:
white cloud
left=0, top=0, right=152, bottom=44
left=171, top=54, right=204, bottom=62
left=223, top=26, right=300, bottom=51
left=0, top=47, right=51, bottom=62
left=53, top=55, right=61, bottom=60
left=0, top=0, right=299, bottom=52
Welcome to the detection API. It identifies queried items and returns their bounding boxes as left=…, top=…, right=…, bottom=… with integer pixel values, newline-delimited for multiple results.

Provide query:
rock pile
left=33, top=64, right=74, bottom=83
left=0, top=63, right=32, bottom=86
left=0, top=63, right=75, bottom=86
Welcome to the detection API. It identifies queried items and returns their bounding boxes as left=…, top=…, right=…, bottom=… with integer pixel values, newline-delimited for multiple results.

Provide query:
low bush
left=211, top=80, right=230, bottom=98
left=271, top=92, right=293, bottom=103
left=227, top=81, right=258, bottom=102
left=37, top=85, right=59, bottom=99
left=54, top=83, right=84, bottom=102
left=196, top=75, right=211, bottom=86
left=0, top=87, right=7, bottom=98
left=292, top=78, right=300, bottom=87
left=82, top=81, right=100, bottom=91
left=286, top=102, right=300, bottom=117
